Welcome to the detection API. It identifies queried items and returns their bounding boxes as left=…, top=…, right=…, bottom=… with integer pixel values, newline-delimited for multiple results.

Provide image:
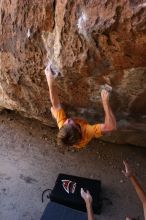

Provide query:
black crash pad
left=50, top=173, right=102, bottom=214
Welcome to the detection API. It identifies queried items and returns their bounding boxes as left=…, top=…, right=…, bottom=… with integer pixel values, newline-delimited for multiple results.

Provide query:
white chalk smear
left=77, top=12, right=88, bottom=35
left=27, top=29, right=31, bottom=38
left=138, top=2, right=146, bottom=7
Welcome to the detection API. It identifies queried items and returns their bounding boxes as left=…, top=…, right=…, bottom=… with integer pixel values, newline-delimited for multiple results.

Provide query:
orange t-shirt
left=51, top=108, right=102, bottom=149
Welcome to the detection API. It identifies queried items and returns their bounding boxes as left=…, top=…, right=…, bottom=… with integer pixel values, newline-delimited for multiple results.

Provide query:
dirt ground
left=0, top=110, right=146, bottom=220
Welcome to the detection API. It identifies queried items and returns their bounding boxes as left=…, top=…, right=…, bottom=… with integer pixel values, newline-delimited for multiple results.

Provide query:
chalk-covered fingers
left=45, top=63, right=58, bottom=81
left=101, top=89, right=110, bottom=104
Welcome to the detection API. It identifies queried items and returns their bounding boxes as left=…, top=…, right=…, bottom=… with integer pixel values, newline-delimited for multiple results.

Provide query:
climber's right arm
left=100, top=89, right=116, bottom=134
left=45, top=65, right=61, bottom=110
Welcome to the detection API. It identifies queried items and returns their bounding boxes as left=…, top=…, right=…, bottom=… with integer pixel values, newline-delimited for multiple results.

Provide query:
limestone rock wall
left=1, top=0, right=146, bottom=146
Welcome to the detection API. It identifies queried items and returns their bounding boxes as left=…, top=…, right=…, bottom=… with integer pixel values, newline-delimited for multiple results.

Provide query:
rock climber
left=45, top=63, right=116, bottom=149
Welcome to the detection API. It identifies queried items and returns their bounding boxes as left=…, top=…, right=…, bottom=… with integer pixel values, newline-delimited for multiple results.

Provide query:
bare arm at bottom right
left=122, top=161, right=146, bottom=220
left=130, top=175, right=146, bottom=220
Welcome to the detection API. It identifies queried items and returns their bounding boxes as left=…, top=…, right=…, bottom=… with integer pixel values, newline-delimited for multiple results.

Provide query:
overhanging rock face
left=1, top=0, right=146, bottom=146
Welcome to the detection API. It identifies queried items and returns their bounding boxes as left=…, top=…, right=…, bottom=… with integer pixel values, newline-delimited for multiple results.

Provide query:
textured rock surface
left=1, top=0, right=146, bottom=146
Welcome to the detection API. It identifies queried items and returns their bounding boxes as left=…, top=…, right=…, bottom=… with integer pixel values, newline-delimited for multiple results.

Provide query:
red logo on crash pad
left=62, top=180, right=76, bottom=194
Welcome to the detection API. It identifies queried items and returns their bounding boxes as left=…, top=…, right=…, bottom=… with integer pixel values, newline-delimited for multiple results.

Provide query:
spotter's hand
left=122, top=160, right=133, bottom=178
left=81, top=188, right=93, bottom=205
